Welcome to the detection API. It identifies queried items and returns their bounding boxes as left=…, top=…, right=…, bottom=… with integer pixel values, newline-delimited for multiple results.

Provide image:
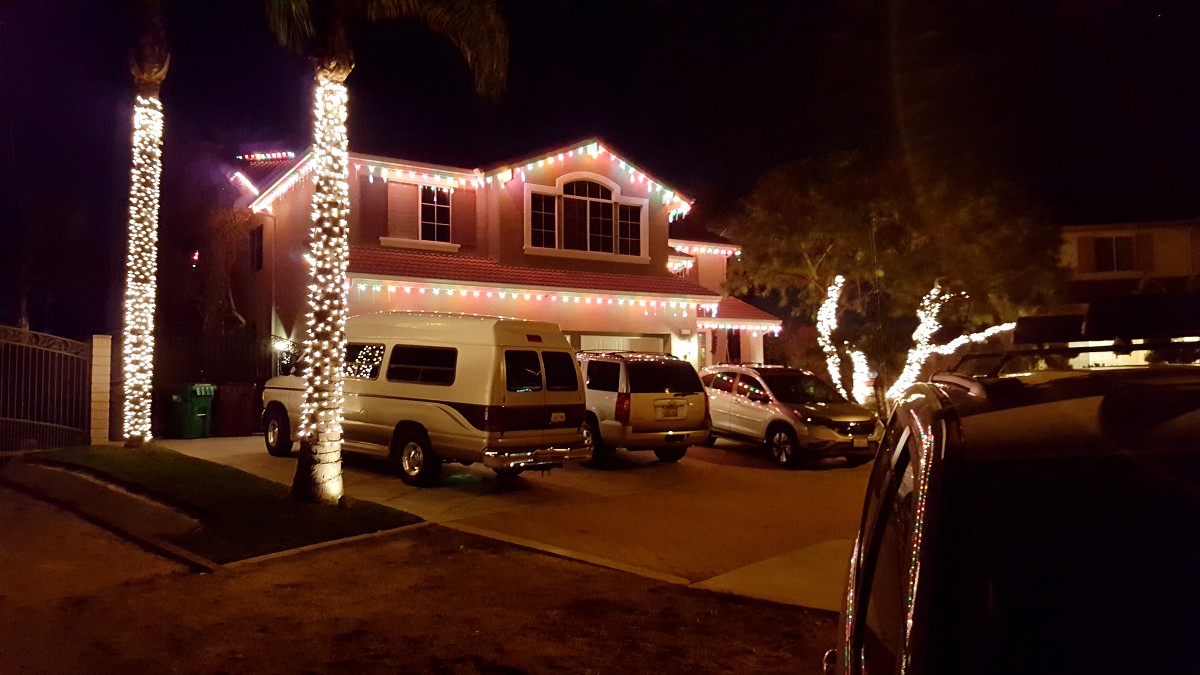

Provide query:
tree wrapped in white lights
left=884, top=285, right=1015, bottom=402
left=817, top=275, right=850, bottom=399
left=264, top=0, right=508, bottom=504
left=120, top=5, right=169, bottom=447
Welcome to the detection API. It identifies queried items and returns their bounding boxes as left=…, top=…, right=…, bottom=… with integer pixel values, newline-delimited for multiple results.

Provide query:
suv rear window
left=627, top=361, right=703, bottom=394
left=542, top=351, right=579, bottom=392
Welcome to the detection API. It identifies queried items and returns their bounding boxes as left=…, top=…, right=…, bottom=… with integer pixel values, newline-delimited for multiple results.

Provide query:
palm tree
left=263, top=0, right=507, bottom=504
left=121, top=0, right=170, bottom=447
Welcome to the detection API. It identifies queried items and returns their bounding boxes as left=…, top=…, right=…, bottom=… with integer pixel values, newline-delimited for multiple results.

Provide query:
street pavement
left=161, top=435, right=870, bottom=611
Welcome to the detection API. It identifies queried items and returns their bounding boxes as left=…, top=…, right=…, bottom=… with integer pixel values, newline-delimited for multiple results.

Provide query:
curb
left=0, top=474, right=220, bottom=574
left=442, top=522, right=693, bottom=586
left=225, top=521, right=432, bottom=568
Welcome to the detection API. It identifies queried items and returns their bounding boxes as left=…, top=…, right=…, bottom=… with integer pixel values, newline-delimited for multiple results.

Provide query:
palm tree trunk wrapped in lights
left=265, top=0, right=508, bottom=504
left=121, top=3, right=169, bottom=447
left=293, top=56, right=353, bottom=504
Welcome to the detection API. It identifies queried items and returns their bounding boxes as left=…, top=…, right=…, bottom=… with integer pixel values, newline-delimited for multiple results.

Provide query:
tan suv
left=576, top=351, right=711, bottom=463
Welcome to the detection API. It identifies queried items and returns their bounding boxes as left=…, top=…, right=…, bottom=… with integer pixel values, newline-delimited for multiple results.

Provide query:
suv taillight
left=615, top=392, right=631, bottom=425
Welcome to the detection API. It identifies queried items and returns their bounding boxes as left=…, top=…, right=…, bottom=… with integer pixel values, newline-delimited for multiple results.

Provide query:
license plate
left=550, top=412, right=566, bottom=423
left=853, top=436, right=868, bottom=448
left=655, top=400, right=684, bottom=419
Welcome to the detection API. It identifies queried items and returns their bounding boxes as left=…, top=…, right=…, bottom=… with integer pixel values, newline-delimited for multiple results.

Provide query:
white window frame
left=523, top=172, right=650, bottom=264
left=418, top=185, right=452, bottom=244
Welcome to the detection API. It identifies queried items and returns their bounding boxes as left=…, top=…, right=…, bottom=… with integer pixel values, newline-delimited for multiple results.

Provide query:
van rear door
left=626, top=360, right=707, bottom=432
left=501, top=349, right=548, bottom=447
left=540, top=349, right=585, bottom=446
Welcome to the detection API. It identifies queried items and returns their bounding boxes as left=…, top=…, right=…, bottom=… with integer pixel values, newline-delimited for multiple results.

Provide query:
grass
left=34, top=445, right=423, bottom=563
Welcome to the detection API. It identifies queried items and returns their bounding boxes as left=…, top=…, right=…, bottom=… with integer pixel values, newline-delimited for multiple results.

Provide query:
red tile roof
left=349, top=246, right=721, bottom=299
left=713, top=297, right=781, bottom=323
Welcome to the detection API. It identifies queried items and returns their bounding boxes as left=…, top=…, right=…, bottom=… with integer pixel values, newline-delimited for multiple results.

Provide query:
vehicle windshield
left=760, top=371, right=845, bottom=404
left=627, top=361, right=703, bottom=394
left=927, top=451, right=1200, bottom=674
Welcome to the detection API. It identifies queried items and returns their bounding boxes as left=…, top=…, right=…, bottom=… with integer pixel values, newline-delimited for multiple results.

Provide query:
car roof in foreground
left=927, top=365, right=1200, bottom=462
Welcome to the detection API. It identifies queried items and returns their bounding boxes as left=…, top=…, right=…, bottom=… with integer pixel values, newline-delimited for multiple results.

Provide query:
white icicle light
left=298, top=76, right=350, bottom=500
left=817, top=275, right=849, bottom=399
left=121, top=95, right=164, bottom=443
left=849, top=348, right=872, bottom=407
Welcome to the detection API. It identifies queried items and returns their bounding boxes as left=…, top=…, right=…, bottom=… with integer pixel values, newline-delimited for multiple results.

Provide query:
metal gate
left=0, top=326, right=91, bottom=451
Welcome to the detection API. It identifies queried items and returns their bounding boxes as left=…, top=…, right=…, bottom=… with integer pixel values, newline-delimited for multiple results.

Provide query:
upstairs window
left=1094, top=235, right=1136, bottom=272
left=530, top=179, right=642, bottom=257
left=420, top=186, right=451, bottom=243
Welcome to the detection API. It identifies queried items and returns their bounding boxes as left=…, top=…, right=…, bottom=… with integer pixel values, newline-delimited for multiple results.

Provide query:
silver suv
left=699, top=364, right=882, bottom=467
left=576, top=351, right=711, bottom=463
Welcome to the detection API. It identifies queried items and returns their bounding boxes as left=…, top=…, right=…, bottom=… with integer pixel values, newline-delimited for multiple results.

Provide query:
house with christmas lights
left=229, top=139, right=781, bottom=371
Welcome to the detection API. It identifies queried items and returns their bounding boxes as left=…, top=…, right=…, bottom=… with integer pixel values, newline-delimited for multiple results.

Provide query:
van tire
left=654, top=447, right=687, bottom=463
left=392, top=429, right=441, bottom=487
left=264, top=406, right=294, bottom=457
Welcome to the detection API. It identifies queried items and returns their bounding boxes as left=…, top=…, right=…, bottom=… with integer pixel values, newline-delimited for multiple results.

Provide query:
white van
left=261, top=312, right=590, bottom=486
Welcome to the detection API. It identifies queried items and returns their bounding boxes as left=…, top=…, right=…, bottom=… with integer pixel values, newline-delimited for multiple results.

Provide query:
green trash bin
left=168, top=383, right=217, bottom=439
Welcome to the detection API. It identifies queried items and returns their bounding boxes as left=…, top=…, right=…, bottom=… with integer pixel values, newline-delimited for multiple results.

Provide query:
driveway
left=163, top=436, right=870, bottom=611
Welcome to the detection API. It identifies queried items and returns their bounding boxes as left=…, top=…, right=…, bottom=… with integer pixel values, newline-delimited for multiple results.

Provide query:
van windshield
left=627, top=361, right=702, bottom=394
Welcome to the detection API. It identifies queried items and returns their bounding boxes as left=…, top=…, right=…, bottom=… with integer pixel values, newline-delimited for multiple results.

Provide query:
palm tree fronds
left=264, top=0, right=316, bottom=50
left=366, top=0, right=508, bottom=99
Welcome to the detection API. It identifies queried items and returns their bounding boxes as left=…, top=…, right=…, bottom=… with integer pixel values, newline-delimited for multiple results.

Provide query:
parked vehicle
left=261, top=311, right=589, bottom=486
left=575, top=351, right=710, bottom=463
left=699, top=364, right=881, bottom=467
left=825, top=300, right=1200, bottom=675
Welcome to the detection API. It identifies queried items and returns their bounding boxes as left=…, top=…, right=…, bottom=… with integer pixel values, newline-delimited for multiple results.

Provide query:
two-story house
left=1060, top=218, right=1200, bottom=302
left=230, top=139, right=780, bottom=371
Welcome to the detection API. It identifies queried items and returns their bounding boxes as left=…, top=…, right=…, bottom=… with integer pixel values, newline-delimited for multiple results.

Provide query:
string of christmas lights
left=849, top=347, right=872, bottom=406
left=121, top=94, right=164, bottom=444
left=670, top=243, right=741, bottom=257
left=817, top=275, right=849, bottom=399
left=886, top=286, right=952, bottom=402
left=297, top=75, right=351, bottom=502
left=237, top=150, right=295, bottom=161
left=353, top=281, right=718, bottom=312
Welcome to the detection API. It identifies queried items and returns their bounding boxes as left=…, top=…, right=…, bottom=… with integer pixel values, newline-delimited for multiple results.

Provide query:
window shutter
left=357, top=176, right=388, bottom=244
left=1076, top=237, right=1096, bottom=273
left=387, top=183, right=419, bottom=240
left=1135, top=233, right=1155, bottom=272
left=452, top=190, right=477, bottom=248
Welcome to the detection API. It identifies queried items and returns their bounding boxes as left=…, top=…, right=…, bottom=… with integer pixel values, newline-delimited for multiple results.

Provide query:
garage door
left=578, top=335, right=665, bottom=353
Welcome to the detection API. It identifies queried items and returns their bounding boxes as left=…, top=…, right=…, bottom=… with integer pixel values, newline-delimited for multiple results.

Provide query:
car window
left=505, top=350, right=543, bottom=393
left=710, top=371, right=736, bottom=393
left=760, top=371, right=845, bottom=404
left=700, top=373, right=716, bottom=387
left=586, top=360, right=620, bottom=392
left=627, top=361, right=703, bottom=394
left=542, top=351, right=579, bottom=392
left=856, top=439, right=915, bottom=675
left=343, top=343, right=384, bottom=380
left=386, top=345, right=456, bottom=385
left=734, top=375, right=768, bottom=401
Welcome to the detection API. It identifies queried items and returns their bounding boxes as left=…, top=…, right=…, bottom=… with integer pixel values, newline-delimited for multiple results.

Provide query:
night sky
left=2, top=0, right=1198, bottom=338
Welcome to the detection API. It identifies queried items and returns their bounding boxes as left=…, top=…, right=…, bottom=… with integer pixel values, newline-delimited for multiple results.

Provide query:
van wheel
left=582, top=415, right=610, bottom=467
left=392, top=430, right=441, bottom=487
left=654, top=447, right=687, bottom=463
left=264, top=407, right=294, bottom=457
left=766, top=425, right=801, bottom=468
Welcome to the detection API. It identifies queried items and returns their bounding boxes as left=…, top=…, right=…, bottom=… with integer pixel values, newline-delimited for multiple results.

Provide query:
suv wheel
left=392, top=429, right=442, bottom=487
left=264, top=407, right=294, bottom=457
left=767, top=425, right=800, bottom=468
left=582, top=415, right=611, bottom=467
left=653, top=447, right=687, bottom=463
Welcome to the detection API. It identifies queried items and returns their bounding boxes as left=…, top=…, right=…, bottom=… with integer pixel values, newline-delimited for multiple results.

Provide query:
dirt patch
left=3, top=511, right=835, bottom=674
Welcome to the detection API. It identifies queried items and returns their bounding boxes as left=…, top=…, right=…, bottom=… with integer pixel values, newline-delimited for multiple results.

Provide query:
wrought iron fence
left=0, top=326, right=91, bottom=451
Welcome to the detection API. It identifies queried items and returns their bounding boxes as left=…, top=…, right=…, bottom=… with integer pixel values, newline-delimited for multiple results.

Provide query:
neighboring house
left=229, top=139, right=781, bottom=372
left=1061, top=219, right=1200, bottom=302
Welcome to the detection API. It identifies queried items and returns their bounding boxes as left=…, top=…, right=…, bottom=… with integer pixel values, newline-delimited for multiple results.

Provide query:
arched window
left=529, top=178, right=642, bottom=256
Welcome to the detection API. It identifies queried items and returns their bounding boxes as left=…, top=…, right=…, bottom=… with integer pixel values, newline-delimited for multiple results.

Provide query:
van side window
left=586, top=361, right=620, bottom=392
left=387, top=345, right=457, bottom=385
left=344, top=343, right=385, bottom=380
left=505, top=350, right=543, bottom=392
left=542, top=351, right=579, bottom=391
